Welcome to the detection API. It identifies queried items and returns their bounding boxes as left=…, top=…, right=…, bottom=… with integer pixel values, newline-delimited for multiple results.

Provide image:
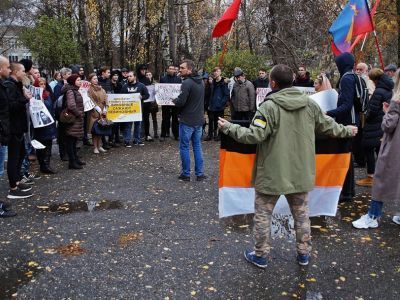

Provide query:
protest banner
left=29, top=86, right=43, bottom=100
left=79, top=81, right=96, bottom=112
left=309, top=89, right=338, bottom=112
left=256, top=87, right=272, bottom=108
left=29, top=99, right=55, bottom=128
left=155, top=83, right=181, bottom=106
left=107, top=93, right=142, bottom=122
left=294, top=86, right=316, bottom=96
left=144, top=85, right=156, bottom=103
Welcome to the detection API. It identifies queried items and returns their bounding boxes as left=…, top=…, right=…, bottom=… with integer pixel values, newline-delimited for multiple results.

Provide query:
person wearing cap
left=60, top=74, right=86, bottom=169
left=120, top=68, right=129, bottom=85
left=384, top=64, right=397, bottom=82
left=230, top=68, right=256, bottom=120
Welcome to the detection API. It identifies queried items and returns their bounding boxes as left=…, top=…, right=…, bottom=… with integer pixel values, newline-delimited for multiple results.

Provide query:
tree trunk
left=167, top=0, right=176, bottom=65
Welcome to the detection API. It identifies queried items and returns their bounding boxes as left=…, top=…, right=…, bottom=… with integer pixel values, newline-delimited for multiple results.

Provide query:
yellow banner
left=107, top=93, right=142, bottom=122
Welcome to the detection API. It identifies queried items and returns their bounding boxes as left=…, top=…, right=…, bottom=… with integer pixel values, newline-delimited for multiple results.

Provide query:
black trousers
left=110, top=123, right=121, bottom=143
left=161, top=106, right=179, bottom=138
left=341, top=155, right=355, bottom=199
left=352, top=126, right=365, bottom=167
left=143, top=103, right=158, bottom=137
left=36, top=139, right=53, bottom=170
left=7, top=134, right=25, bottom=188
left=83, top=112, right=89, bottom=143
left=57, top=124, right=67, bottom=159
left=365, top=145, right=380, bottom=175
left=65, top=135, right=78, bottom=164
left=231, top=111, right=253, bottom=121
left=208, top=110, right=224, bottom=137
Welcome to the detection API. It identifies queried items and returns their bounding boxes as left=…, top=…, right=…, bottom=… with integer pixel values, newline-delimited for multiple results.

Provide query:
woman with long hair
left=87, top=73, right=109, bottom=154
left=353, top=69, right=400, bottom=228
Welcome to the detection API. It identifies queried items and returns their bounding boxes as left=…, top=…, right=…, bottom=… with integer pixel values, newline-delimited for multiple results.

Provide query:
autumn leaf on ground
left=119, top=232, right=143, bottom=247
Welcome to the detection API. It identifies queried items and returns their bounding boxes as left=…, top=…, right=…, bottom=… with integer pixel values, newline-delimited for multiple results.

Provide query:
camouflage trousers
left=254, top=191, right=312, bottom=257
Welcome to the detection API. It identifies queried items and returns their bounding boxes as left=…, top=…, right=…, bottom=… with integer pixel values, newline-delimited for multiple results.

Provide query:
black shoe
left=159, top=137, right=165, bottom=142
left=7, top=187, right=33, bottom=199
left=154, top=135, right=159, bottom=139
left=204, top=136, right=212, bottom=141
left=0, top=207, right=17, bottom=218
left=69, top=162, right=83, bottom=169
left=178, top=175, right=190, bottom=182
left=339, top=195, right=352, bottom=203
left=60, top=156, right=69, bottom=162
left=76, top=159, right=86, bottom=166
left=112, top=143, right=120, bottom=148
left=17, top=182, right=32, bottom=192
left=196, top=175, right=207, bottom=181
left=40, top=167, right=57, bottom=174
left=83, top=141, right=93, bottom=146
left=0, top=201, right=12, bottom=212
left=102, top=144, right=111, bottom=150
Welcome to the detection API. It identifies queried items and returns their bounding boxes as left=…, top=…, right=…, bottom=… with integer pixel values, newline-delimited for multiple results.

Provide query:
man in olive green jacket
left=218, top=64, right=358, bottom=269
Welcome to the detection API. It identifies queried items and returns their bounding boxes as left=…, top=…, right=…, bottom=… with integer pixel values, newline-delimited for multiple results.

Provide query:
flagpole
left=365, top=0, right=384, bottom=69
left=218, top=22, right=235, bottom=67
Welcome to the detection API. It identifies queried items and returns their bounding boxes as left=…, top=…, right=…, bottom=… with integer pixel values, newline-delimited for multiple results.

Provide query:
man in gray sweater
left=173, top=60, right=206, bottom=182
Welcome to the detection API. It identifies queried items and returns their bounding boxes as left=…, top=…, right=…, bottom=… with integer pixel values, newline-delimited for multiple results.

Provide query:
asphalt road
left=0, top=138, right=399, bottom=299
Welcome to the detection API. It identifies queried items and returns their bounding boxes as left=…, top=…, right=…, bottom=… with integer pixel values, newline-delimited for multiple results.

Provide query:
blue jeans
left=123, top=122, right=142, bottom=144
left=133, top=121, right=141, bottom=143
left=0, top=146, right=7, bottom=177
left=179, top=123, right=203, bottom=177
left=368, top=200, right=383, bottom=218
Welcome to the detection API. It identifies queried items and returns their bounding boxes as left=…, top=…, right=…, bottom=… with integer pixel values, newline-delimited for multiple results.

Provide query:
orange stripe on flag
left=315, top=153, right=351, bottom=187
left=219, top=150, right=255, bottom=188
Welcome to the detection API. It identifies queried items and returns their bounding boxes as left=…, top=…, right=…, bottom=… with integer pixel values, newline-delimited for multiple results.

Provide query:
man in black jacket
left=0, top=56, right=17, bottom=217
left=160, top=65, right=182, bottom=141
left=4, top=62, right=33, bottom=199
left=173, top=60, right=205, bottom=182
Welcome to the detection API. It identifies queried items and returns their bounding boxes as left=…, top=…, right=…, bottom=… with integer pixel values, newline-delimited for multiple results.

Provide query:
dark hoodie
left=136, top=64, right=151, bottom=86
left=173, top=74, right=204, bottom=126
left=327, top=52, right=357, bottom=125
left=362, top=74, right=394, bottom=147
left=120, top=81, right=149, bottom=102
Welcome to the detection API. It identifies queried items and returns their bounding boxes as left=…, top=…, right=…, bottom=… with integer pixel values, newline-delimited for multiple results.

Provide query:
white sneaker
left=98, top=147, right=107, bottom=153
left=93, top=148, right=100, bottom=154
left=392, top=216, right=400, bottom=225
left=352, top=214, right=379, bottom=229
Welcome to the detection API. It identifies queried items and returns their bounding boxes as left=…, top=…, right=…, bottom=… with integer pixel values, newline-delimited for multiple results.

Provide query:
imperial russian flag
left=219, top=124, right=351, bottom=218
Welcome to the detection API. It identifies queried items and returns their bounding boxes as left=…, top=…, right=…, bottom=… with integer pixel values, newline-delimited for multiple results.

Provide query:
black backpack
left=54, top=94, right=65, bottom=121
left=341, top=71, right=369, bottom=113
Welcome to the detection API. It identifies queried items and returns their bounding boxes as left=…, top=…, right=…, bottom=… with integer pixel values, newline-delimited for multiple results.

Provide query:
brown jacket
left=61, top=84, right=84, bottom=138
left=88, top=84, right=108, bottom=133
left=231, top=79, right=256, bottom=112
left=372, top=100, right=400, bottom=214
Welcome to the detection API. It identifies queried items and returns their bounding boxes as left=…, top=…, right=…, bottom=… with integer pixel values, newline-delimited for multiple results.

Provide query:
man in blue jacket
left=326, top=52, right=357, bottom=202
left=173, top=60, right=206, bottom=182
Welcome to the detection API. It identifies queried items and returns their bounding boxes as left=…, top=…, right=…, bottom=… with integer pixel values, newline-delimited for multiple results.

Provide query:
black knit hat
left=19, top=59, right=33, bottom=73
left=67, top=74, right=80, bottom=85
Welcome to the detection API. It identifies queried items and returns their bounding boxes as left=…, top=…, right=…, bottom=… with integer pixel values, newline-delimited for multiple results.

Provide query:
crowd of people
left=0, top=53, right=399, bottom=269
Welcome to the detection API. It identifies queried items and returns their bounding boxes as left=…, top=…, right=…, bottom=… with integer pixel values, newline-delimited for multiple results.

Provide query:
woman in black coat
left=356, top=68, right=394, bottom=186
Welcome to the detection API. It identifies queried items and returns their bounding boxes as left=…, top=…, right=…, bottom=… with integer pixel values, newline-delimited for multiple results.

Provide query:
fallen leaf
left=190, top=291, right=196, bottom=296
left=339, top=276, right=346, bottom=282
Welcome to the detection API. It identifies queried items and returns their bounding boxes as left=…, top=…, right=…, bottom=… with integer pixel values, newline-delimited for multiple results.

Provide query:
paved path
left=0, top=139, right=399, bottom=299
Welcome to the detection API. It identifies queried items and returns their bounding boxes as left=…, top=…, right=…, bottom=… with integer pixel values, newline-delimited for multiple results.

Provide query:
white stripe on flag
left=219, top=186, right=342, bottom=218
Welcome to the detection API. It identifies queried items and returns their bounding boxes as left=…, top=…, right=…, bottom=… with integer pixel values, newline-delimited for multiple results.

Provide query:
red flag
left=212, top=0, right=241, bottom=38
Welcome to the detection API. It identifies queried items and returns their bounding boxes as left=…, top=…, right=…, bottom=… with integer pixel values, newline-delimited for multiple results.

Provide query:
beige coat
left=371, top=100, right=400, bottom=214
left=88, top=85, right=108, bottom=133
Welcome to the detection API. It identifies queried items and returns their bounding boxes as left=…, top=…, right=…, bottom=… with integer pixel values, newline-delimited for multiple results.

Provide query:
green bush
left=205, top=50, right=270, bottom=80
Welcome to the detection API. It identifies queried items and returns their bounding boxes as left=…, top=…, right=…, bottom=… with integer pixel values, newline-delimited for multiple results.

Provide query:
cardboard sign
left=256, top=88, right=272, bottom=108
left=79, top=81, right=96, bottom=112
left=155, top=83, right=181, bottom=106
left=107, top=93, right=142, bottom=122
left=310, top=89, right=338, bottom=112
left=29, top=99, right=55, bottom=128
